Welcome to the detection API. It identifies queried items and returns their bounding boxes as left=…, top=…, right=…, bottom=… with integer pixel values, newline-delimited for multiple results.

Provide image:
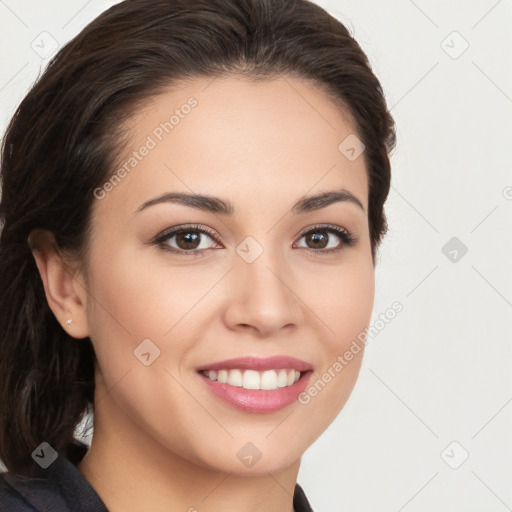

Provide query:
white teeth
left=277, top=369, right=288, bottom=387
left=227, top=369, right=243, bottom=387
left=202, top=368, right=302, bottom=390
left=243, top=370, right=260, bottom=390
left=261, top=370, right=278, bottom=390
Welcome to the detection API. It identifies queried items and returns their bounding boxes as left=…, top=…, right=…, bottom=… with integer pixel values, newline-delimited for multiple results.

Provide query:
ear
left=28, top=229, right=90, bottom=339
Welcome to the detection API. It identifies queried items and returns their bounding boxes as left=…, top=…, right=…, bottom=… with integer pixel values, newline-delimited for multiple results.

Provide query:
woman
left=0, top=0, right=396, bottom=510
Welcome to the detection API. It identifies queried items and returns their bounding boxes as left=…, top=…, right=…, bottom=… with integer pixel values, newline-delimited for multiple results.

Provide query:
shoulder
left=0, top=440, right=108, bottom=512
left=294, top=482, right=315, bottom=512
left=0, top=471, right=38, bottom=511
left=0, top=466, right=74, bottom=511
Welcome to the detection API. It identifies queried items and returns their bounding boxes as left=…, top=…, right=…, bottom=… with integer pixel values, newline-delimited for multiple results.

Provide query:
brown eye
left=304, top=231, right=329, bottom=249
left=155, top=225, right=221, bottom=254
left=174, top=231, right=202, bottom=250
left=295, top=225, right=357, bottom=253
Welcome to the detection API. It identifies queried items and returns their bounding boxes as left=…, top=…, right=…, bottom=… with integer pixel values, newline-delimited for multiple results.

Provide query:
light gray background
left=1, top=1, right=511, bottom=511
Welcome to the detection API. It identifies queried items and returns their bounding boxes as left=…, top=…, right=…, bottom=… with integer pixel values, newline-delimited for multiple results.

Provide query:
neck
left=77, top=390, right=300, bottom=512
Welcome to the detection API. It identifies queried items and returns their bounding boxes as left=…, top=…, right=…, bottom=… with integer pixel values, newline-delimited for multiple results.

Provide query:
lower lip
left=198, top=370, right=313, bottom=413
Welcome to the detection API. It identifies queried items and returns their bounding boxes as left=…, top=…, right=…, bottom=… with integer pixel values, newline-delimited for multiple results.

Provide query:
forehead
left=96, top=75, right=368, bottom=217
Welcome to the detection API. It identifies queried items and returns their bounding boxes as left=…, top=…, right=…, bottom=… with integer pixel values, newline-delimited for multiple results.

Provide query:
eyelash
left=152, top=223, right=358, bottom=257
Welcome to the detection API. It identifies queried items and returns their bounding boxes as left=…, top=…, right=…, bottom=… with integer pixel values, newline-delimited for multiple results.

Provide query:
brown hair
left=0, top=0, right=396, bottom=473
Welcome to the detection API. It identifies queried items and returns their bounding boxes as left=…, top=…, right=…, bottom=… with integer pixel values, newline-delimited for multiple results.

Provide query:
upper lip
left=196, top=356, right=313, bottom=372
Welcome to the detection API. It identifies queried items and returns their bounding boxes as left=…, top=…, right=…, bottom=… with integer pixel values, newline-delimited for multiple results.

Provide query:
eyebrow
left=135, top=188, right=365, bottom=215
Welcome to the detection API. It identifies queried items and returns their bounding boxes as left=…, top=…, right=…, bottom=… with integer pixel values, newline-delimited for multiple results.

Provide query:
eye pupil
left=177, top=231, right=200, bottom=249
left=307, top=231, right=328, bottom=249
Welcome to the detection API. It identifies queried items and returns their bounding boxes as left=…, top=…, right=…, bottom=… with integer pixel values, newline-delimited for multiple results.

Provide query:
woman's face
left=81, top=75, right=374, bottom=475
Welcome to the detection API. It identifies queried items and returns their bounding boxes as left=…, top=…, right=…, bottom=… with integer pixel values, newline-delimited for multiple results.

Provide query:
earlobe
left=28, top=229, right=89, bottom=339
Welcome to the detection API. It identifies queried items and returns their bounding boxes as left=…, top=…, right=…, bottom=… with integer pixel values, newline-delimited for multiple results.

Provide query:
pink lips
left=196, top=355, right=313, bottom=372
left=196, top=355, right=314, bottom=414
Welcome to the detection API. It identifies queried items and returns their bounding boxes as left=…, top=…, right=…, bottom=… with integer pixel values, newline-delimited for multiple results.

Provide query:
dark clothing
left=0, top=441, right=314, bottom=511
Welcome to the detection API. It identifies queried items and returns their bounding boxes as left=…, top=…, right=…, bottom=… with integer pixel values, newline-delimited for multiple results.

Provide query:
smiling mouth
left=196, top=366, right=313, bottom=414
left=199, top=368, right=306, bottom=391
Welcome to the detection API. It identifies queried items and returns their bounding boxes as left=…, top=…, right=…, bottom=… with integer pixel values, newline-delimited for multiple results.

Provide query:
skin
left=31, top=75, right=374, bottom=512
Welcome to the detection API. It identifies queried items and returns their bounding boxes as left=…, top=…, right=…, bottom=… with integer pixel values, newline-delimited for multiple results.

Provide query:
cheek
left=295, top=257, right=374, bottom=429
left=86, top=242, right=207, bottom=337
left=83, top=242, right=228, bottom=385
left=313, top=255, right=375, bottom=349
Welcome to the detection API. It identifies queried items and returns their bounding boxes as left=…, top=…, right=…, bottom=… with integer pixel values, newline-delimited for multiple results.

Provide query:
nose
left=222, top=246, right=304, bottom=337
